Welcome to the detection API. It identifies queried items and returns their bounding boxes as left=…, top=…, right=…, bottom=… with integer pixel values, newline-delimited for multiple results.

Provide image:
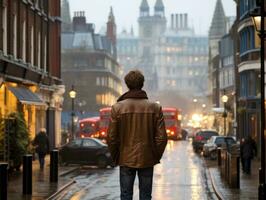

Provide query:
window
left=44, top=36, right=47, bottom=72
left=96, top=77, right=101, bottom=86
left=68, top=139, right=82, bottom=147
left=37, top=32, right=41, bottom=69
left=2, top=6, right=7, bottom=55
left=22, top=21, right=26, bottom=61
left=31, top=26, right=34, bottom=65
left=13, top=15, right=17, bottom=59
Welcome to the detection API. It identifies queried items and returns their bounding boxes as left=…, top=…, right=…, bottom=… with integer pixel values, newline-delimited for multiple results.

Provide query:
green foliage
left=0, top=112, right=30, bottom=168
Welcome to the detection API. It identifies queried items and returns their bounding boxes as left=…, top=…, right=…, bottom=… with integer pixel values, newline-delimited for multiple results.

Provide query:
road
left=55, top=140, right=217, bottom=200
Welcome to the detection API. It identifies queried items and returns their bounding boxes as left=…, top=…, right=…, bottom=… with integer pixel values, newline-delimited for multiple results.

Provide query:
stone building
left=117, top=0, right=209, bottom=113
left=208, top=0, right=227, bottom=108
left=0, top=0, right=63, bottom=148
left=61, top=8, right=122, bottom=126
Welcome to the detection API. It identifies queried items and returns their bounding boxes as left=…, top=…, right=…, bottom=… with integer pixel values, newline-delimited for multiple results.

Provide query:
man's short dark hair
left=124, top=70, right=145, bottom=90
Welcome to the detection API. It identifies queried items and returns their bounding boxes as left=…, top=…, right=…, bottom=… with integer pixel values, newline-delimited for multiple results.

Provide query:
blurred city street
left=53, top=140, right=216, bottom=200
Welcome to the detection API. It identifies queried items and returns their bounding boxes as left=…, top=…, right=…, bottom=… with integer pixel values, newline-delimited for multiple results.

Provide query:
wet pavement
left=54, top=140, right=217, bottom=200
left=7, top=156, right=77, bottom=200
left=208, top=159, right=259, bottom=199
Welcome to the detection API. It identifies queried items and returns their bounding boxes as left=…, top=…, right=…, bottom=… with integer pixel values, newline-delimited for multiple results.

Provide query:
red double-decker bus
left=162, top=107, right=182, bottom=140
left=99, top=107, right=112, bottom=139
left=78, top=117, right=100, bottom=138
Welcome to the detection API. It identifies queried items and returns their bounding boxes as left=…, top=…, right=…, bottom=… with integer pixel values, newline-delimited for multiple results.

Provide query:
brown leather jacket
left=107, top=97, right=167, bottom=168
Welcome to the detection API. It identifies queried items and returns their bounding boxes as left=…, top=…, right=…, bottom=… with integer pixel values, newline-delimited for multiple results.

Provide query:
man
left=107, top=70, right=168, bottom=200
left=33, top=128, right=50, bottom=170
left=241, top=136, right=257, bottom=174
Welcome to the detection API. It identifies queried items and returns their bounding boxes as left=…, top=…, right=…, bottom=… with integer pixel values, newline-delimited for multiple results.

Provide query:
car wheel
left=97, top=156, right=108, bottom=168
left=210, top=151, right=217, bottom=160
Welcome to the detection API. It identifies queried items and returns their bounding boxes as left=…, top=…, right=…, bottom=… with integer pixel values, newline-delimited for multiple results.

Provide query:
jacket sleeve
left=155, top=106, right=167, bottom=160
left=107, top=106, right=120, bottom=164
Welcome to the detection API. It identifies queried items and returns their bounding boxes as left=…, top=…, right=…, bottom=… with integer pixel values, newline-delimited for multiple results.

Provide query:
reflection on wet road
left=56, top=140, right=216, bottom=200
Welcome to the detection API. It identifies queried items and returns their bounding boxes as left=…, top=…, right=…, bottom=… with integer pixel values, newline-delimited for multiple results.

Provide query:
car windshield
left=225, top=137, right=236, bottom=145
left=200, top=131, right=219, bottom=139
left=93, top=138, right=107, bottom=146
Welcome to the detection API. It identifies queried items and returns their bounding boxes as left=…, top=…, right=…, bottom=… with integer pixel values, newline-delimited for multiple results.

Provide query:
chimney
left=180, top=14, right=183, bottom=29
left=73, top=11, right=87, bottom=31
left=171, top=14, right=174, bottom=30
left=175, top=14, right=179, bottom=29
left=184, top=13, right=188, bottom=29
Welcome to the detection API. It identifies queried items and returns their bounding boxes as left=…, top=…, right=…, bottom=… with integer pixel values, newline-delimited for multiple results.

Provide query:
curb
left=59, top=167, right=79, bottom=177
left=46, top=180, right=76, bottom=200
left=208, top=168, right=224, bottom=200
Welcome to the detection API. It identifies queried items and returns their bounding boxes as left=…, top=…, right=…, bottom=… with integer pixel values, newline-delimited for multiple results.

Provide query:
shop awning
left=8, top=86, right=46, bottom=106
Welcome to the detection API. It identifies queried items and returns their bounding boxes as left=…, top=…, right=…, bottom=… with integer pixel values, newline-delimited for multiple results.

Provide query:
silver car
left=203, top=136, right=236, bottom=159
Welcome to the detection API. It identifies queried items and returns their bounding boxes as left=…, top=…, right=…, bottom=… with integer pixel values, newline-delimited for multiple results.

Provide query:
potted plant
left=0, top=112, right=30, bottom=171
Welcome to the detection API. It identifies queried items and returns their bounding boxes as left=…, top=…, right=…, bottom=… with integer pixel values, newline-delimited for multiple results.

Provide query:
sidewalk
left=209, top=159, right=259, bottom=200
left=7, top=156, right=78, bottom=200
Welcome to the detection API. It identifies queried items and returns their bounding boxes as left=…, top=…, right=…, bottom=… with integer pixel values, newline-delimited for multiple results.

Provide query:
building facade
left=117, top=0, right=209, bottom=113
left=61, top=9, right=122, bottom=127
left=0, top=0, right=63, bottom=147
left=237, top=0, right=262, bottom=144
left=208, top=0, right=227, bottom=108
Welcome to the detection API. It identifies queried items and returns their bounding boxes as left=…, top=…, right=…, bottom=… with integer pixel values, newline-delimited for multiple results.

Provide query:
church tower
left=106, top=7, right=117, bottom=58
left=140, top=0, right=150, bottom=17
left=106, top=7, right=117, bottom=45
left=154, top=0, right=165, bottom=17
left=61, top=0, right=72, bottom=32
left=209, top=0, right=227, bottom=59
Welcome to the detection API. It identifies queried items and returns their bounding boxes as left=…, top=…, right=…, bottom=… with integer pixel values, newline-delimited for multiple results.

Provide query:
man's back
left=109, top=98, right=166, bottom=168
left=106, top=70, right=167, bottom=200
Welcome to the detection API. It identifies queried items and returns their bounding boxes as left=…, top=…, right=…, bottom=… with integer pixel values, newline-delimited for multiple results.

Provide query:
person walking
left=33, top=128, right=50, bottom=170
left=240, top=136, right=257, bottom=174
left=107, top=70, right=168, bottom=200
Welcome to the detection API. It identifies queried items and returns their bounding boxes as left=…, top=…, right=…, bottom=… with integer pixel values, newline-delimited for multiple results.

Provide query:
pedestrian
left=107, top=70, right=168, bottom=200
left=240, top=136, right=257, bottom=174
left=33, top=128, right=50, bottom=170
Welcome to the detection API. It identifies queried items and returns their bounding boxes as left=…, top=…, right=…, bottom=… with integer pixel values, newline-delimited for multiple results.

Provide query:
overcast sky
left=68, top=0, right=236, bottom=36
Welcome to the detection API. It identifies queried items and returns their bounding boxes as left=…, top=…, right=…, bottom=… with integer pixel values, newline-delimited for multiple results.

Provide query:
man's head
left=124, top=70, right=145, bottom=90
left=40, top=128, right=46, bottom=133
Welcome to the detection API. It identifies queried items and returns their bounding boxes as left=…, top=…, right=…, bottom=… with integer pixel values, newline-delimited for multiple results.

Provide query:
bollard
left=0, top=163, right=8, bottom=200
left=23, top=154, right=32, bottom=195
left=50, top=149, right=58, bottom=182
left=217, top=148, right=222, bottom=166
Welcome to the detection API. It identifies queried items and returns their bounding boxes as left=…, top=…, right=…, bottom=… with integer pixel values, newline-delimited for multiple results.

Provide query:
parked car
left=203, top=136, right=236, bottom=159
left=59, top=138, right=114, bottom=168
left=192, top=130, right=219, bottom=152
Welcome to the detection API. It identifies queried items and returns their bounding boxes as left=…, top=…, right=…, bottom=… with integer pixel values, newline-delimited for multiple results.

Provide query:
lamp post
left=222, top=95, right=228, bottom=136
left=69, top=85, right=77, bottom=141
left=251, top=2, right=266, bottom=198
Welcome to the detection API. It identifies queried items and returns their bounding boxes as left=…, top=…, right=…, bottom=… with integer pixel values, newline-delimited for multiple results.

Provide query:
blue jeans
left=120, top=166, right=153, bottom=200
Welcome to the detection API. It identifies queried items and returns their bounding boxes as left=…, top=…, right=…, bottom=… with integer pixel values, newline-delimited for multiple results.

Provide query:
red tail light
left=196, top=135, right=203, bottom=141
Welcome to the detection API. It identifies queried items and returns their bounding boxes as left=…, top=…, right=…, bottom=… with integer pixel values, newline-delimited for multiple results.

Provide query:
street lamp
left=222, top=95, right=228, bottom=136
left=69, top=85, right=76, bottom=140
left=251, top=2, right=266, bottom=198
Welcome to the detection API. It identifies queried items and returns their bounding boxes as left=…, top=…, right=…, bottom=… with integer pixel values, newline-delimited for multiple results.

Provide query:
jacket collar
left=117, top=89, right=148, bottom=102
